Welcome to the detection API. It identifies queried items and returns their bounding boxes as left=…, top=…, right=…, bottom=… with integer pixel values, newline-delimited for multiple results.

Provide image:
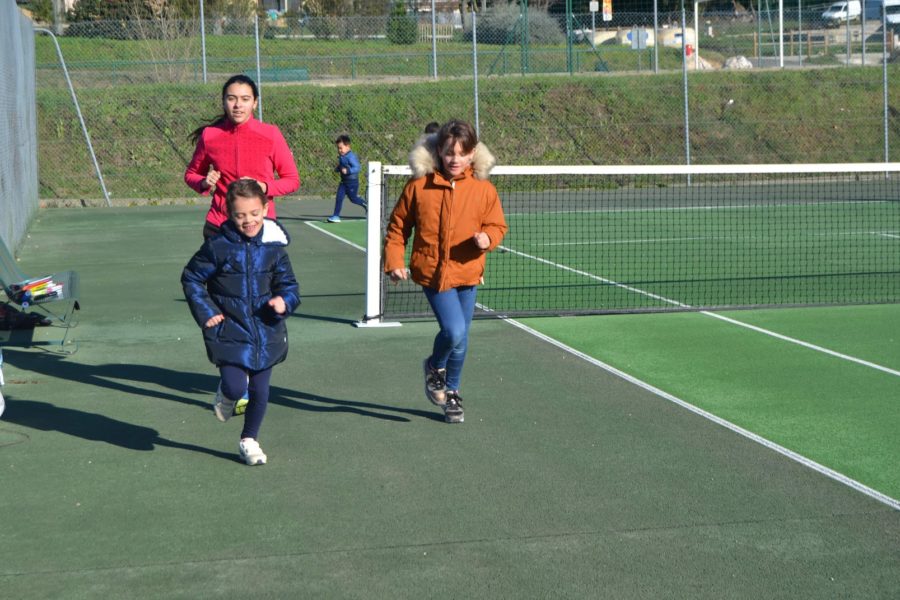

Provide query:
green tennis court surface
left=1, top=202, right=897, bottom=598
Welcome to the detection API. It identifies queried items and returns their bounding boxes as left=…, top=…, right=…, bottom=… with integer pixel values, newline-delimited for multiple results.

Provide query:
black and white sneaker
left=423, top=358, right=447, bottom=406
left=443, top=391, right=464, bottom=424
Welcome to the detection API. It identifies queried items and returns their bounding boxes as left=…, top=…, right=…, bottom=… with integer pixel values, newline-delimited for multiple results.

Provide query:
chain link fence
left=1, top=3, right=38, bottom=249
left=30, top=2, right=900, bottom=202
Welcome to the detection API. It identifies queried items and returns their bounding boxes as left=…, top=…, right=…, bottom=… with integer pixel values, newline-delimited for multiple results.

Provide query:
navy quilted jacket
left=182, top=219, right=300, bottom=371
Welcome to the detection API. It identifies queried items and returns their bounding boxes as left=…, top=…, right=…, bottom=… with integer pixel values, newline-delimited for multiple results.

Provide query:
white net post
left=355, top=161, right=401, bottom=328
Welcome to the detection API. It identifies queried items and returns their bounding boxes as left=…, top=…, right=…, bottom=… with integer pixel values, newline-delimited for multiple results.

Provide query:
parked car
left=822, top=0, right=862, bottom=26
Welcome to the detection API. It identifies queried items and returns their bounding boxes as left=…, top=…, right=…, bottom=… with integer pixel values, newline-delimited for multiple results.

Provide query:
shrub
left=25, top=0, right=54, bottom=23
left=67, top=0, right=134, bottom=21
left=470, top=2, right=563, bottom=46
left=308, top=16, right=336, bottom=40
left=387, top=1, right=417, bottom=45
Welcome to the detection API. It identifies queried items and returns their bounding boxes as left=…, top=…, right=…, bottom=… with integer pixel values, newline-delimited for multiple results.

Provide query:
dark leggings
left=219, top=364, right=273, bottom=441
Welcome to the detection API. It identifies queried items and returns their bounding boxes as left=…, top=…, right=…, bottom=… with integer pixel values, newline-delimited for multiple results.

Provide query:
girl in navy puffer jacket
left=182, top=179, right=300, bottom=465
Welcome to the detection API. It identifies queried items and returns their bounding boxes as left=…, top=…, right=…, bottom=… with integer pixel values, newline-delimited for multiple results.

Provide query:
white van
left=822, top=0, right=862, bottom=26
left=884, top=0, right=900, bottom=28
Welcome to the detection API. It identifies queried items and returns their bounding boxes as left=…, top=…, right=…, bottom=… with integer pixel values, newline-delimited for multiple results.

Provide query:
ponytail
left=189, top=115, right=227, bottom=145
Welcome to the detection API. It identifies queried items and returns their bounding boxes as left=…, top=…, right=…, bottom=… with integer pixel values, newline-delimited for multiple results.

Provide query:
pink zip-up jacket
left=184, top=116, right=300, bottom=227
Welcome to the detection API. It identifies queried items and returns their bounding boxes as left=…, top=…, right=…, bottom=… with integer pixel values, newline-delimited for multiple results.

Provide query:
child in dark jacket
left=327, top=134, right=367, bottom=223
left=182, top=179, right=300, bottom=465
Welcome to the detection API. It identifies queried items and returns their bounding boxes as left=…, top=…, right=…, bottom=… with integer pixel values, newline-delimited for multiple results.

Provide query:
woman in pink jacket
left=185, top=75, right=300, bottom=239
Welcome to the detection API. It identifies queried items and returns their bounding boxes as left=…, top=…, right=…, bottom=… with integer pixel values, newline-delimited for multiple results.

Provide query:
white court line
left=530, top=230, right=900, bottom=247
left=310, top=223, right=900, bottom=509
left=498, top=245, right=689, bottom=308
left=501, top=244, right=900, bottom=378
left=505, top=199, right=893, bottom=217
left=306, top=221, right=366, bottom=252
left=697, top=312, right=900, bottom=378
left=537, top=237, right=708, bottom=246
left=503, top=318, right=900, bottom=511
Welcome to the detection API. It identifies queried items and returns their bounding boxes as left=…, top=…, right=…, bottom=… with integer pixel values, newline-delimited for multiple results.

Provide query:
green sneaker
left=234, top=390, right=249, bottom=416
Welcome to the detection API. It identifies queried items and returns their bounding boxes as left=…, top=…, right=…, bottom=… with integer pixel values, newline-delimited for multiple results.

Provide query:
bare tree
left=131, top=0, right=201, bottom=83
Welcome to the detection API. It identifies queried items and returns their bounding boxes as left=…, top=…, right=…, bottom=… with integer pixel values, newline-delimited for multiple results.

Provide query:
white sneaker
left=239, top=438, right=267, bottom=465
left=0, top=389, right=5, bottom=419
left=213, top=383, right=236, bottom=423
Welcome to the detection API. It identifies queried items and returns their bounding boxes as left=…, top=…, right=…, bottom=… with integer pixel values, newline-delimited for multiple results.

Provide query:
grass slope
left=36, top=66, right=900, bottom=199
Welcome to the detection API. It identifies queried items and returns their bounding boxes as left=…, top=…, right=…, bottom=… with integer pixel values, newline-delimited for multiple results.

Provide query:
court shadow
left=174, top=297, right=360, bottom=325
left=0, top=399, right=234, bottom=461
left=290, top=312, right=358, bottom=325
left=1, top=349, right=442, bottom=423
left=270, top=388, right=443, bottom=423
left=2, top=348, right=212, bottom=409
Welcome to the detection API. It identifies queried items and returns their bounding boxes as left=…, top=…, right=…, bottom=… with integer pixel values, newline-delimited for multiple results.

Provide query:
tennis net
left=360, top=163, right=900, bottom=323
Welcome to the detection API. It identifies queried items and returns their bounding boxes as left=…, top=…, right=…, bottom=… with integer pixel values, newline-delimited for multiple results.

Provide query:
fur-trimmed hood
left=408, top=134, right=496, bottom=180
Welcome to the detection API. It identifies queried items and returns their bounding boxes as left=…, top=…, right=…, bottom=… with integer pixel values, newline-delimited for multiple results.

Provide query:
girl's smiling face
left=222, top=82, right=257, bottom=126
left=229, top=194, right=267, bottom=238
left=440, top=140, right=475, bottom=179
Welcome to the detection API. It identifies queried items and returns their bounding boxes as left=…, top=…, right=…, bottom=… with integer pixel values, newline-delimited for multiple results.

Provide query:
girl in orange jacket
left=384, top=120, right=508, bottom=423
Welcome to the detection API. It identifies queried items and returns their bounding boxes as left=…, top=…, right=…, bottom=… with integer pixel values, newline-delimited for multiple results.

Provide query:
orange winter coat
left=383, top=138, right=507, bottom=292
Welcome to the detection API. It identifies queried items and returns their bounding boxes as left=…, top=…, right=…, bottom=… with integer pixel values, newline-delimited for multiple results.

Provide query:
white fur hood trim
left=261, top=218, right=290, bottom=245
left=408, top=134, right=496, bottom=180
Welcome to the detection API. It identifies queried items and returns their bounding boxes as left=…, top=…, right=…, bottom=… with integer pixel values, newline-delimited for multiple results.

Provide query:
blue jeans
left=219, top=364, right=273, bottom=441
left=332, top=179, right=366, bottom=217
left=423, top=285, right=477, bottom=391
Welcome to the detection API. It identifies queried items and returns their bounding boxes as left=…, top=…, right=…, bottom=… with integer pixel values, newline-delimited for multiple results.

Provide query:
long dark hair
left=188, top=74, right=259, bottom=145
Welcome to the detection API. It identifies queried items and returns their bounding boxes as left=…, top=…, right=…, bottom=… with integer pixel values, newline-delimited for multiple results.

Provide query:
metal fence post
left=254, top=12, right=263, bottom=122
left=472, top=9, right=480, bottom=138
left=779, top=0, right=784, bottom=68
left=34, top=28, right=111, bottom=207
left=566, top=0, right=574, bottom=74
left=653, top=0, right=659, bottom=73
left=431, top=0, right=438, bottom=79
left=884, top=7, right=890, bottom=162
left=200, top=0, right=207, bottom=83
left=862, top=0, right=866, bottom=65
left=680, top=1, right=692, bottom=173
left=845, top=2, right=851, bottom=66
left=522, top=0, right=530, bottom=74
